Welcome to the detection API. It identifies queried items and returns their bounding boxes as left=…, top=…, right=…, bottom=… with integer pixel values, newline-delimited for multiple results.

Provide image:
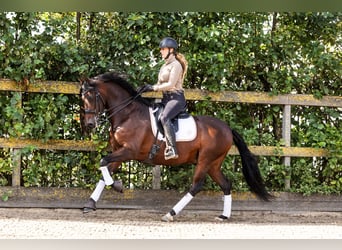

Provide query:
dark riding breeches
left=160, top=91, right=186, bottom=126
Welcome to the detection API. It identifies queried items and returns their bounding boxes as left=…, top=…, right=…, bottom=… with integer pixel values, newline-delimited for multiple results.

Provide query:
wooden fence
left=1, top=79, right=341, bottom=189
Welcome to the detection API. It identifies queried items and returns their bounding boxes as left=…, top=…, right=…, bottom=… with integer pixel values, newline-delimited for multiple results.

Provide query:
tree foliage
left=0, top=12, right=341, bottom=194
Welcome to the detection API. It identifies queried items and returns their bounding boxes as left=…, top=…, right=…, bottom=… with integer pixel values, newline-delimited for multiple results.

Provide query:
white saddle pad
left=149, top=107, right=197, bottom=142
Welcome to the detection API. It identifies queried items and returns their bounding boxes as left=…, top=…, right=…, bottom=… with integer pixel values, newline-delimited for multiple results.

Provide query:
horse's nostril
left=87, top=123, right=95, bottom=129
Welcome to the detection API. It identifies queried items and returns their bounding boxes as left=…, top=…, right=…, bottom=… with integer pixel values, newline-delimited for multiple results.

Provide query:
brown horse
left=80, top=72, right=273, bottom=222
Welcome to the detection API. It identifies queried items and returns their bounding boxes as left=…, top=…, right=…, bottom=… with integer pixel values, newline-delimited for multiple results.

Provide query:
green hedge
left=0, top=12, right=341, bottom=194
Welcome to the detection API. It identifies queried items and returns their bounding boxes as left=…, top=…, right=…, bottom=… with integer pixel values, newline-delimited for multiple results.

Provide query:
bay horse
left=80, top=72, right=273, bottom=222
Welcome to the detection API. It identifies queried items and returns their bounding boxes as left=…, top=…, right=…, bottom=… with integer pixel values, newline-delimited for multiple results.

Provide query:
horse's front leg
left=100, top=161, right=124, bottom=193
left=83, top=161, right=122, bottom=213
left=83, top=146, right=136, bottom=213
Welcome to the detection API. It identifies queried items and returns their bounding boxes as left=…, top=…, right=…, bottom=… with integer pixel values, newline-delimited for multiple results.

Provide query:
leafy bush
left=0, top=12, right=341, bottom=194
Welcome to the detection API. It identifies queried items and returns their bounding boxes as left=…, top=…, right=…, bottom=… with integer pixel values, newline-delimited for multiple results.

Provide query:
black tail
left=232, top=129, right=273, bottom=201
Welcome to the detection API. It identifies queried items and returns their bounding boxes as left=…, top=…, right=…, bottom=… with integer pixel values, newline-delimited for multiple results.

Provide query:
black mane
left=96, top=72, right=152, bottom=106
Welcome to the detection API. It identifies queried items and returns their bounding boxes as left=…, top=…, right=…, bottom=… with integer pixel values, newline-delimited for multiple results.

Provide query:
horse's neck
left=108, top=100, right=150, bottom=126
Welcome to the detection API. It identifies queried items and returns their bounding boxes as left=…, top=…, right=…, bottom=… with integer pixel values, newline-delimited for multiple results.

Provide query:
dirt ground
left=0, top=207, right=341, bottom=224
left=0, top=208, right=341, bottom=239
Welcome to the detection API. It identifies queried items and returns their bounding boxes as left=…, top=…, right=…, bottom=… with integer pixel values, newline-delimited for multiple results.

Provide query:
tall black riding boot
left=162, top=120, right=178, bottom=160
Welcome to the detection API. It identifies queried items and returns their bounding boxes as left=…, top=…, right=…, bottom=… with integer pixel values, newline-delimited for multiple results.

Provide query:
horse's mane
left=97, top=72, right=152, bottom=106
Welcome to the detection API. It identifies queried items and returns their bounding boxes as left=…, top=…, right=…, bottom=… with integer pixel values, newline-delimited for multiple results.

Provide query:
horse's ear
left=79, top=77, right=89, bottom=83
left=79, top=78, right=89, bottom=95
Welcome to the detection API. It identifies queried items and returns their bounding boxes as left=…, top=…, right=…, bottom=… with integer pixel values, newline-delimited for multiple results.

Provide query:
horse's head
left=80, top=72, right=152, bottom=134
left=80, top=77, right=105, bottom=131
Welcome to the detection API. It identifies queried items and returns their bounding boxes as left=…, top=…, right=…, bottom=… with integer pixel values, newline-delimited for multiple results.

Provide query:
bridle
left=81, top=84, right=105, bottom=125
left=81, top=81, right=141, bottom=127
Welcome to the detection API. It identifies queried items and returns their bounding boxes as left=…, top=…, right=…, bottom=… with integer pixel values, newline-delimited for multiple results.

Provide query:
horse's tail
left=232, top=129, right=273, bottom=201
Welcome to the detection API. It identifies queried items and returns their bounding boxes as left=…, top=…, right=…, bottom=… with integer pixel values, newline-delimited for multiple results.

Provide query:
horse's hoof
left=83, top=207, right=96, bottom=213
left=112, top=180, right=123, bottom=193
left=83, top=198, right=96, bottom=213
left=215, top=215, right=229, bottom=222
left=99, top=158, right=108, bottom=167
left=161, top=213, right=174, bottom=222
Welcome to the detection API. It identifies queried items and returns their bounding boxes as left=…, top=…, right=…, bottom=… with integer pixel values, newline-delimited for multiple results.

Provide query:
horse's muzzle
left=84, top=116, right=96, bottom=130
left=86, top=122, right=96, bottom=130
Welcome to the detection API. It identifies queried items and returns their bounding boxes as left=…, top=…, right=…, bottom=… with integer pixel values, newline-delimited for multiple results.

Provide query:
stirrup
left=164, top=147, right=178, bottom=160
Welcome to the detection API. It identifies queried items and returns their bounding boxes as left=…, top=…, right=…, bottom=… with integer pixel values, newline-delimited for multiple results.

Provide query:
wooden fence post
left=282, top=104, right=291, bottom=190
left=152, top=165, right=161, bottom=189
left=11, top=92, right=22, bottom=187
left=11, top=149, right=21, bottom=186
left=151, top=97, right=162, bottom=190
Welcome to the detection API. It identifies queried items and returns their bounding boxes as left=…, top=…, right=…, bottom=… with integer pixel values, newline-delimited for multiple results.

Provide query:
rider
left=142, top=37, right=188, bottom=160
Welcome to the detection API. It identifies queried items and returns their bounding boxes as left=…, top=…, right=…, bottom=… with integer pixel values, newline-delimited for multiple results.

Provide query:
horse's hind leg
left=208, top=166, right=232, bottom=221
left=161, top=163, right=208, bottom=222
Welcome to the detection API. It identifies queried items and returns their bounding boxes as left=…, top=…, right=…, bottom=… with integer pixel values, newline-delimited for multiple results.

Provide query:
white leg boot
left=215, top=194, right=232, bottom=221
left=162, top=193, right=194, bottom=222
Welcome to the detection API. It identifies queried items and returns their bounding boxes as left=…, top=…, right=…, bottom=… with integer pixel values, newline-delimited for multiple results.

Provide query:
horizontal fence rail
left=1, top=79, right=341, bottom=189
left=0, top=79, right=81, bottom=94
left=0, top=138, right=331, bottom=157
left=1, top=79, right=341, bottom=106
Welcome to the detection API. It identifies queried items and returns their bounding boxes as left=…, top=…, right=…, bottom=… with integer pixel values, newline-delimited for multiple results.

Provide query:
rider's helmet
left=159, top=37, right=178, bottom=50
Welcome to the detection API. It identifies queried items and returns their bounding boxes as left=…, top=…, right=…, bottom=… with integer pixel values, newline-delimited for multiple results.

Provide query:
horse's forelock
left=80, top=77, right=97, bottom=96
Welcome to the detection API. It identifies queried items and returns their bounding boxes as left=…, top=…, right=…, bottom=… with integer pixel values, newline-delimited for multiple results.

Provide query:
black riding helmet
left=159, top=37, right=178, bottom=59
left=159, top=37, right=178, bottom=49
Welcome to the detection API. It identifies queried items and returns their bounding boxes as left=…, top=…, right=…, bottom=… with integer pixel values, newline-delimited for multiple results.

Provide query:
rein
left=105, top=95, right=137, bottom=120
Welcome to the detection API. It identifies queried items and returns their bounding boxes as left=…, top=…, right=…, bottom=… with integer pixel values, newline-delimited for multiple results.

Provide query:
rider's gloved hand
left=137, top=84, right=154, bottom=94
